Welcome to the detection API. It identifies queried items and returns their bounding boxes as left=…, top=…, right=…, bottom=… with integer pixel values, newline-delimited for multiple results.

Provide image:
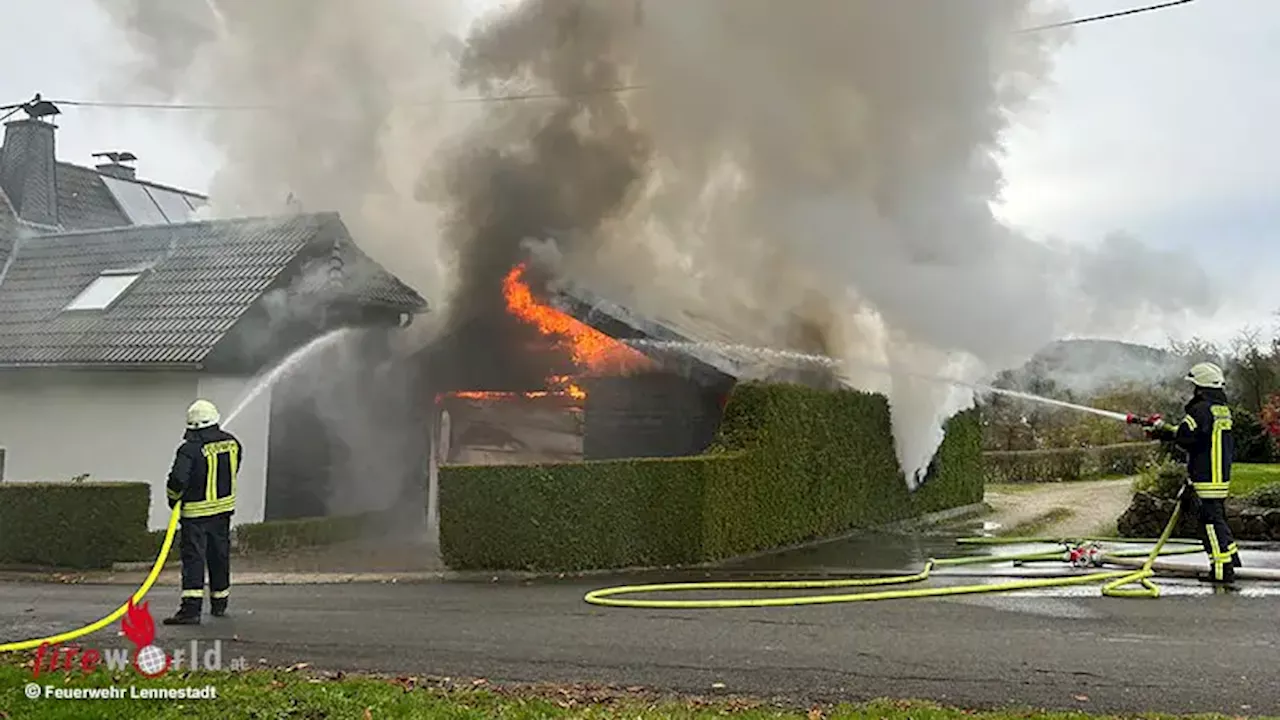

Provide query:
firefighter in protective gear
left=1144, top=361, right=1240, bottom=584
left=162, top=399, right=242, bottom=625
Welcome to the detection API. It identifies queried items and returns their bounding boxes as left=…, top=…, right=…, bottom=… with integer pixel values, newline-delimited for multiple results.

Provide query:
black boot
left=210, top=598, right=227, bottom=617
left=163, top=599, right=201, bottom=625
left=1197, top=566, right=1236, bottom=585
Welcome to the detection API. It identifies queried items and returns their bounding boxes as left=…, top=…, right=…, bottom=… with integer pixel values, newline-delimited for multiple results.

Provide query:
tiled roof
left=54, top=162, right=131, bottom=230
left=0, top=187, right=16, bottom=261
left=0, top=212, right=426, bottom=367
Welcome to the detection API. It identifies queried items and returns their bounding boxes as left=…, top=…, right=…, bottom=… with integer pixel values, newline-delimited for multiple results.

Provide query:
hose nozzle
left=1126, top=413, right=1162, bottom=427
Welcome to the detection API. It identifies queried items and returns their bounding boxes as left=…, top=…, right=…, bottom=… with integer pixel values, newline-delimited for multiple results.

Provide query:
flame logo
left=121, top=599, right=170, bottom=678
left=121, top=599, right=155, bottom=648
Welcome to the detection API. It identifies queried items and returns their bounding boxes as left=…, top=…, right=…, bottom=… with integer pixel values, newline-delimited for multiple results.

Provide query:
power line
left=1017, top=0, right=1196, bottom=33
left=48, top=84, right=651, bottom=113
left=20, top=0, right=1195, bottom=114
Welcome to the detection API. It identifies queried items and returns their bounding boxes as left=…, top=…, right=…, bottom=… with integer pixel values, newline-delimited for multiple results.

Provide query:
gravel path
left=983, top=478, right=1136, bottom=537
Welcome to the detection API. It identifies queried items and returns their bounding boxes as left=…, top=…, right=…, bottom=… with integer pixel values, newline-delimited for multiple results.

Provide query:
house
left=0, top=112, right=429, bottom=531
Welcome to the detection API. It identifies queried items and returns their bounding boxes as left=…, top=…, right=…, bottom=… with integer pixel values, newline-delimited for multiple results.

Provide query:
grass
left=985, top=483, right=1048, bottom=495
left=1231, top=463, right=1280, bottom=498
left=0, top=661, right=1270, bottom=719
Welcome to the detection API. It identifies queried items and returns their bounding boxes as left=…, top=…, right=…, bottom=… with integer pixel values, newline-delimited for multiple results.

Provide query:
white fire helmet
left=1185, top=362, right=1225, bottom=389
left=186, top=399, right=221, bottom=429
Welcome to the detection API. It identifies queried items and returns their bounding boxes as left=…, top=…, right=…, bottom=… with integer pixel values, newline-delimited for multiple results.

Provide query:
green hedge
left=0, top=482, right=151, bottom=570
left=440, top=382, right=983, bottom=572
left=135, top=511, right=392, bottom=561
left=233, top=512, right=387, bottom=554
left=982, top=442, right=1161, bottom=484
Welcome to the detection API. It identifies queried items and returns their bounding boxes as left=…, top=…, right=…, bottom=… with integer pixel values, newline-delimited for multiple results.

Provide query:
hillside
left=1000, top=338, right=1186, bottom=397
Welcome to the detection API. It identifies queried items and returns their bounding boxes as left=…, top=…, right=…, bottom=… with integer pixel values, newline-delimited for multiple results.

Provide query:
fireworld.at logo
left=31, top=599, right=247, bottom=678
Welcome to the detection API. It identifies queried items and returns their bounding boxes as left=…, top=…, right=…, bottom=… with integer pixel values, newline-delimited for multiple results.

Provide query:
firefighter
left=162, top=399, right=241, bottom=625
left=1143, top=362, right=1240, bottom=584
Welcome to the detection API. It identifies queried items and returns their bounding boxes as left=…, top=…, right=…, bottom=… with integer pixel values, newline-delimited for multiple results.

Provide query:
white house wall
left=0, top=369, right=198, bottom=530
left=195, top=376, right=270, bottom=527
left=0, top=370, right=271, bottom=530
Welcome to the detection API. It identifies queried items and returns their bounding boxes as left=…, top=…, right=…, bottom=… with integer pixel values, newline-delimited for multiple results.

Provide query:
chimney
left=0, top=119, right=58, bottom=226
left=92, top=151, right=137, bottom=180
left=95, top=163, right=136, bottom=180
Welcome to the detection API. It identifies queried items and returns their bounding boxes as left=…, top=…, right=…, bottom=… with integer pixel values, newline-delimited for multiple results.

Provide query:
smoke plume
left=92, top=0, right=1221, bottom=488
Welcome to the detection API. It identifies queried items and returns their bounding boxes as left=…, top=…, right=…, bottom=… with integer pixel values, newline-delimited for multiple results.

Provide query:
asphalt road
left=1, top=577, right=1275, bottom=715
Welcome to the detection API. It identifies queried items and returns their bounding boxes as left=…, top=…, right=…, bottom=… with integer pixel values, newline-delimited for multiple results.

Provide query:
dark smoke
left=89, top=0, right=1224, bottom=487
left=423, top=0, right=650, bottom=385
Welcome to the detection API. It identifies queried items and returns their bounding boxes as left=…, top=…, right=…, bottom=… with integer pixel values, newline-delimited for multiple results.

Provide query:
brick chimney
left=0, top=118, right=58, bottom=226
left=95, top=162, right=136, bottom=180
left=92, top=151, right=138, bottom=180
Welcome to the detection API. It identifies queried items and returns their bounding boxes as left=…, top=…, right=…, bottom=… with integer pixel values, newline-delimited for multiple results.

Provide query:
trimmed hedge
left=440, top=382, right=983, bottom=572
left=233, top=512, right=387, bottom=553
left=0, top=482, right=151, bottom=570
left=982, top=442, right=1161, bottom=484
left=135, top=510, right=393, bottom=561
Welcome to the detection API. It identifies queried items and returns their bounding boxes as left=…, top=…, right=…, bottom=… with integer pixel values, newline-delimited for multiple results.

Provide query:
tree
left=1262, top=393, right=1280, bottom=443
left=1165, top=335, right=1224, bottom=367
left=1227, top=326, right=1279, bottom=415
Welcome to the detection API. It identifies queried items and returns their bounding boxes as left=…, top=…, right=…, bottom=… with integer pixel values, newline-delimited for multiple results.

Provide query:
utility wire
left=47, top=83, right=651, bottom=112
left=21, top=0, right=1195, bottom=113
left=1018, top=0, right=1196, bottom=33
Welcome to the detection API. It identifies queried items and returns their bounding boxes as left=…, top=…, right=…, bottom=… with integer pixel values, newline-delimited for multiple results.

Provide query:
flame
left=121, top=599, right=155, bottom=648
left=502, top=264, right=651, bottom=376
left=440, top=383, right=585, bottom=403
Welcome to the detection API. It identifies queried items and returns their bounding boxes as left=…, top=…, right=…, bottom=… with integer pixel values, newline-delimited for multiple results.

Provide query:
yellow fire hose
left=0, top=504, right=181, bottom=653
left=584, top=496, right=1193, bottom=608
left=0, top=494, right=1204, bottom=650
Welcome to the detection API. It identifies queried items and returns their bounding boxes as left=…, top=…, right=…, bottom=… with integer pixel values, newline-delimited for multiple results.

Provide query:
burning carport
left=422, top=262, right=743, bottom=468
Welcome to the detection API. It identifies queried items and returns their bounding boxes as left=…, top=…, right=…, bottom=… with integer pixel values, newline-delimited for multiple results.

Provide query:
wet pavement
left=2, top=565, right=1279, bottom=716
left=5, top=527, right=1280, bottom=714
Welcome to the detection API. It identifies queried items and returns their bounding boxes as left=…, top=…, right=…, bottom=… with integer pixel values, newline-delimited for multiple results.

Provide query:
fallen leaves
left=388, top=676, right=418, bottom=693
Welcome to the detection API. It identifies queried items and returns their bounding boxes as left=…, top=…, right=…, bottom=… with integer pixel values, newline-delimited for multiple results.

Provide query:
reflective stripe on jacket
left=1151, top=388, right=1233, bottom=499
left=166, top=426, right=241, bottom=518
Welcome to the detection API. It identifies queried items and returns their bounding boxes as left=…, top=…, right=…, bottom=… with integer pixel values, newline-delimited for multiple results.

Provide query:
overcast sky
left=1, top=0, right=1275, bottom=351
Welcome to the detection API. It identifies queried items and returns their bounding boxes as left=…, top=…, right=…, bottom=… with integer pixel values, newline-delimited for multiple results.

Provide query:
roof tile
left=0, top=212, right=426, bottom=367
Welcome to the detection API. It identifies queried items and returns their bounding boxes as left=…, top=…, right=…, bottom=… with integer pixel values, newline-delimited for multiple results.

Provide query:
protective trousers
left=178, top=512, right=232, bottom=613
left=1189, top=495, right=1240, bottom=582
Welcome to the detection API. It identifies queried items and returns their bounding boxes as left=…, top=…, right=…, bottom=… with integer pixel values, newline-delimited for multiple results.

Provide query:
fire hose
left=0, top=504, right=181, bottom=653
left=583, top=488, right=1195, bottom=608
left=0, top=484, right=1220, bottom=645
left=583, top=410, right=1199, bottom=608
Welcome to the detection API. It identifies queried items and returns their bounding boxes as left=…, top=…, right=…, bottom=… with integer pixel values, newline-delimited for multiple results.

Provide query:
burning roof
left=501, top=263, right=652, bottom=379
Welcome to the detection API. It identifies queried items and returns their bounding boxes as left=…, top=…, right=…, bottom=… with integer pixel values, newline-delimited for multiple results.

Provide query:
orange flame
left=121, top=599, right=155, bottom=648
left=502, top=264, right=651, bottom=377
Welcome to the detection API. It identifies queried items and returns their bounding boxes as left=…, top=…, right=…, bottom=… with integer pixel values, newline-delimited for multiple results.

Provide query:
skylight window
left=64, top=271, right=143, bottom=311
left=149, top=187, right=199, bottom=222
left=100, top=176, right=170, bottom=225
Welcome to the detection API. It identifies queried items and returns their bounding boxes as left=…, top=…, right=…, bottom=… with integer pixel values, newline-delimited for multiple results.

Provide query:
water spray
left=625, top=339, right=1139, bottom=424
left=222, top=327, right=356, bottom=428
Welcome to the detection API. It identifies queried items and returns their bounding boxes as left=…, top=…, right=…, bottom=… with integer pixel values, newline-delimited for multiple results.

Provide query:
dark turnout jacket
left=1150, top=387, right=1234, bottom=499
left=166, top=425, right=242, bottom=518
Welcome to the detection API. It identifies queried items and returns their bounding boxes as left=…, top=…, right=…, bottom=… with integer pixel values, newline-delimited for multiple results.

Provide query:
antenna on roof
left=0, top=93, right=60, bottom=123
left=92, top=151, right=137, bottom=164
left=92, top=151, right=138, bottom=180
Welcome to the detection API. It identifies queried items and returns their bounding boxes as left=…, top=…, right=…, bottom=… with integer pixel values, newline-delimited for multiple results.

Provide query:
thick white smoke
left=92, top=0, right=1220, bottom=487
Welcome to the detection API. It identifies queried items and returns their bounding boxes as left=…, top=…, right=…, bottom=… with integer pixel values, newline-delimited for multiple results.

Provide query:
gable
left=0, top=212, right=426, bottom=368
